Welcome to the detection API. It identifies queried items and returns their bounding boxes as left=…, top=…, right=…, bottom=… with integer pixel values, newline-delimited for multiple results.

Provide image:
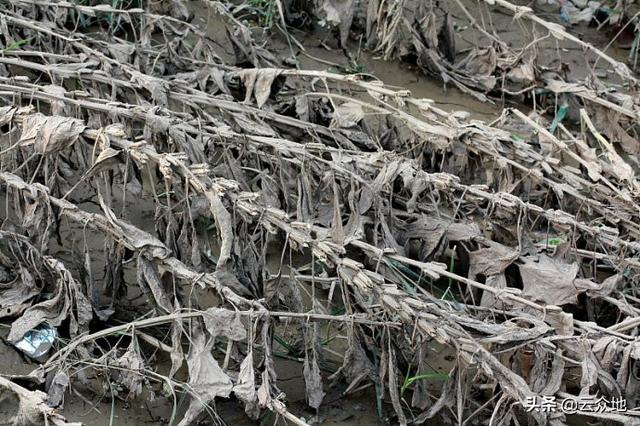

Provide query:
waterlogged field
left=0, top=0, right=640, bottom=425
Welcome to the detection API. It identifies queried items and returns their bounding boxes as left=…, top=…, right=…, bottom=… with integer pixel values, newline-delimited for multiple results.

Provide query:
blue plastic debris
left=14, top=324, right=57, bottom=360
left=549, top=104, right=569, bottom=133
left=560, top=1, right=602, bottom=25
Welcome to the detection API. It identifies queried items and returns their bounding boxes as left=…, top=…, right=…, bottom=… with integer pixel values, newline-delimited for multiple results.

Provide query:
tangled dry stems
left=1, top=0, right=640, bottom=425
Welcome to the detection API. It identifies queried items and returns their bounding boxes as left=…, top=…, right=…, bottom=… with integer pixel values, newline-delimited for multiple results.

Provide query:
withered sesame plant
left=1, top=0, right=640, bottom=425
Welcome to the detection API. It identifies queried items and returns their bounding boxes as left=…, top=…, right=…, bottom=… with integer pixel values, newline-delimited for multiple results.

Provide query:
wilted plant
left=0, top=0, right=639, bottom=425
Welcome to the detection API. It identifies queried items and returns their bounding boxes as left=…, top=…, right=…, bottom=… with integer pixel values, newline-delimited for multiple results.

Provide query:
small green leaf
left=401, top=369, right=449, bottom=396
left=542, top=237, right=566, bottom=247
left=3, top=39, right=28, bottom=52
left=548, top=104, right=568, bottom=134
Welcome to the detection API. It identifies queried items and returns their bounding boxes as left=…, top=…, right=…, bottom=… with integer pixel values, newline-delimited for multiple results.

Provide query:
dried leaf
left=46, top=372, right=69, bottom=408
left=469, top=243, right=519, bottom=279
left=330, top=101, right=365, bottom=129
left=19, top=114, right=85, bottom=155
left=8, top=259, right=91, bottom=343
left=238, top=68, right=282, bottom=108
left=113, top=341, right=146, bottom=399
left=0, top=376, right=80, bottom=425
left=388, top=348, right=407, bottom=425
left=580, top=342, right=599, bottom=396
left=456, top=47, right=497, bottom=90
left=303, top=323, right=325, bottom=410
left=178, top=330, right=233, bottom=426
left=202, top=307, right=247, bottom=341
left=519, top=254, right=582, bottom=305
left=316, top=0, right=355, bottom=47
left=136, top=256, right=173, bottom=313
left=233, top=350, right=260, bottom=418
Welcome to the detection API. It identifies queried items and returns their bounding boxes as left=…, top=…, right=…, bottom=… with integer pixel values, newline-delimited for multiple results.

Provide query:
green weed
left=401, top=366, right=449, bottom=397
left=334, top=62, right=368, bottom=75
left=247, top=0, right=276, bottom=28
left=3, top=39, right=28, bottom=52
